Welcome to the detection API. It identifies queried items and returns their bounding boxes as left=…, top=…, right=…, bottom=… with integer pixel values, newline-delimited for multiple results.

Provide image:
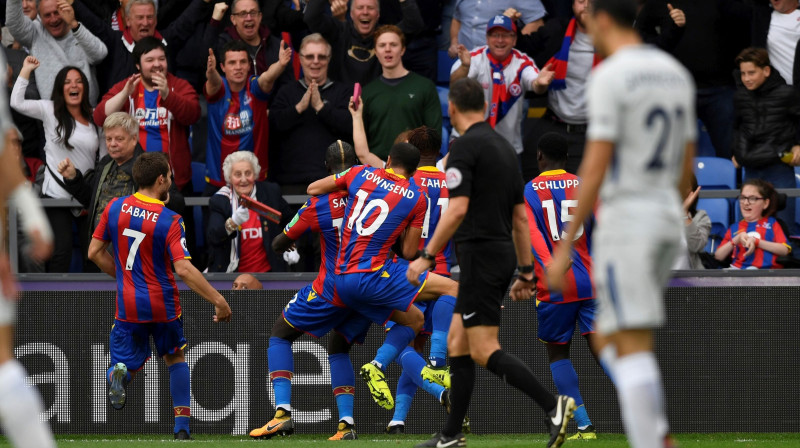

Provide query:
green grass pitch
left=4, top=433, right=800, bottom=447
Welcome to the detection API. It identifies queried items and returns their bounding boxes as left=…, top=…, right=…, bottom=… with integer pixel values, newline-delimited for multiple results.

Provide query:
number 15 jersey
left=587, top=45, right=696, bottom=228
left=93, top=192, right=191, bottom=323
left=334, top=165, right=427, bottom=274
left=524, top=170, right=593, bottom=303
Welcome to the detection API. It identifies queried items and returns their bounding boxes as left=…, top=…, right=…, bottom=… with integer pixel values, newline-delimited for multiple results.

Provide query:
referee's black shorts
left=454, top=240, right=516, bottom=328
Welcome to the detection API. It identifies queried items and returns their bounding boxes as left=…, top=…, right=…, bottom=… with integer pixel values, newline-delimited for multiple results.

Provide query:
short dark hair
left=449, top=78, right=485, bottom=113
left=221, top=40, right=250, bottom=64
left=736, top=47, right=770, bottom=69
left=537, top=132, right=568, bottom=162
left=407, top=126, right=441, bottom=159
left=373, top=24, right=405, bottom=48
left=388, top=142, right=420, bottom=174
left=132, top=36, right=167, bottom=66
left=133, top=152, right=170, bottom=188
left=592, top=0, right=637, bottom=28
left=325, top=140, right=357, bottom=173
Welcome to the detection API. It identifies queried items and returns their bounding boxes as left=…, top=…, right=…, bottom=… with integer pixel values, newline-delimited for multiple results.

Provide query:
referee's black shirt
left=445, top=122, right=524, bottom=243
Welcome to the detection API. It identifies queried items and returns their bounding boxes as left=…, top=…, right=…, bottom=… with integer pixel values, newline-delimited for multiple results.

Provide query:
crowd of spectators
left=2, top=0, right=798, bottom=273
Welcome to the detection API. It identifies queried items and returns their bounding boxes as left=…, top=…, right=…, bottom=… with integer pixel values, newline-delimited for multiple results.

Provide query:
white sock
left=388, top=419, right=405, bottom=426
left=340, top=416, right=354, bottom=425
left=0, top=360, right=56, bottom=448
left=614, top=352, right=668, bottom=448
left=599, top=344, right=617, bottom=383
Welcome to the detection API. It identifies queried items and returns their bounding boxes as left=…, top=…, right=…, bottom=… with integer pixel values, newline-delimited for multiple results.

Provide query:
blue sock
left=398, top=346, right=445, bottom=399
left=106, top=365, right=132, bottom=385
left=328, top=353, right=355, bottom=424
left=168, top=362, right=191, bottom=434
left=392, top=392, right=414, bottom=424
left=374, top=325, right=415, bottom=369
left=268, top=337, right=294, bottom=411
left=550, top=359, right=591, bottom=427
left=430, top=295, right=456, bottom=366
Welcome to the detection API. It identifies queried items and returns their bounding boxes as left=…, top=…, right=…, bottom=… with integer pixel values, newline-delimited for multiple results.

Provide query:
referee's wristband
left=517, top=264, right=534, bottom=274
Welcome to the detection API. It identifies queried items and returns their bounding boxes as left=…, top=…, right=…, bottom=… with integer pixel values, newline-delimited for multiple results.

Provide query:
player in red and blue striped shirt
left=523, top=133, right=600, bottom=439
left=204, top=40, right=291, bottom=189
left=308, top=142, right=459, bottom=411
left=89, top=153, right=231, bottom=440
left=249, top=141, right=371, bottom=441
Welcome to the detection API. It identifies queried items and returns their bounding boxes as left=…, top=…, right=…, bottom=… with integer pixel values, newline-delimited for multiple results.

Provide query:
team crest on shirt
left=509, top=83, right=522, bottom=97
left=445, top=167, right=463, bottom=189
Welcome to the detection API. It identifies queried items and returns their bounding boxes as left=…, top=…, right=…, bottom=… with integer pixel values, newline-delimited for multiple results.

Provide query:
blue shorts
left=109, top=318, right=187, bottom=372
left=335, top=260, right=429, bottom=325
left=536, top=300, right=597, bottom=344
left=386, top=300, right=434, bottom=335
left=283, top=284, right=371, bottom=344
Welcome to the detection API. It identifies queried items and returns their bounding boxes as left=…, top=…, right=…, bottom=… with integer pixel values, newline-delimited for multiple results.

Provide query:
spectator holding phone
left=269, top=33, right=352, bottom=195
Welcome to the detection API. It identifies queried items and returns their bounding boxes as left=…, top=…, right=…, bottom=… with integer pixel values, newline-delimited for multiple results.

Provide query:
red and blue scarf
left=547, top=18, right=600, bottom=91
left=487, top=49, right=531, bottom=128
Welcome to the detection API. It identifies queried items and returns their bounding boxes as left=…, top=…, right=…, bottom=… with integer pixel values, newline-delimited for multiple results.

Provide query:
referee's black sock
left=442, top=355, right=474, bottom=437
left=486, top=349, right=557, bottom=413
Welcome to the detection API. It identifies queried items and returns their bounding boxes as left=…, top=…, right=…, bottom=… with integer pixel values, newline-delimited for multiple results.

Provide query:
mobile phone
left=353, top=83, right=361, bottom=110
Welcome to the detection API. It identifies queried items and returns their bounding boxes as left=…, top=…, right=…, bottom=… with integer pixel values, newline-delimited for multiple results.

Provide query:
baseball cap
left=486, top=15, right=516, bottom=34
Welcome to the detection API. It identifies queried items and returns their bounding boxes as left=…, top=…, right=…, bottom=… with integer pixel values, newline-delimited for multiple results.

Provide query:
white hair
left=125, top=0, right=158, bottom=17
left=222, top=151, right=261, bottom=184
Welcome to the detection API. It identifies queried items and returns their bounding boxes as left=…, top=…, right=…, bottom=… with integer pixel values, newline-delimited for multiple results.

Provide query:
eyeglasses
left=488, top=32, right=515, bottom=39
left=232, top=10, right=261, bottom=18
left=738, top=195, right=765, bottom=204
left=300, top=53, right=329, bottom=62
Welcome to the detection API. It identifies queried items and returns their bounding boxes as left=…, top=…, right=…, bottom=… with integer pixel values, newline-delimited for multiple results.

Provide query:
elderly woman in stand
left=207, top=151, right=292, bottom=273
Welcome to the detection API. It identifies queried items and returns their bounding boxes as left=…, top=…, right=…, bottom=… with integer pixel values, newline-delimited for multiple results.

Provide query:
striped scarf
left=547, top=18, right=599, bottom=91
left=487, top=50, right=530, bottom=128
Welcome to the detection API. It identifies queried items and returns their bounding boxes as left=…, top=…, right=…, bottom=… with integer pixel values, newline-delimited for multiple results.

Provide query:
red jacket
left=94, top=73, right=200, bottom=190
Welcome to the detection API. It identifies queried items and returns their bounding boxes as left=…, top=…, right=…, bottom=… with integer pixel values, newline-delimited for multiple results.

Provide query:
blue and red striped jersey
left=413, top=166, right=452, bottom=276
left=334, top=165, right=427, bottom=274
left=93, top=192, right=191, bottom=323
left=722, top=216, right=789, bottom=269
left=133, top=86, right=170, bottom=154
left=283, top=190, right=348, bottom=303
left=524, top=170, right=594, bottom=303
left=205, top=77, right=270, bottom=187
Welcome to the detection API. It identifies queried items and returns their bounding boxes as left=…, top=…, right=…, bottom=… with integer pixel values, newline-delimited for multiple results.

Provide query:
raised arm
left=304, top=0, right=342, bottom=41
left=307, top=174, right=339, bottom=195
left=6, top=0, right=35, bottom=48
left=396, top=0, right=424, bottom=36
left=58, top=0, right=108, bottom=63
left=99, top=75, right=140, bottom=121
left=350, top=94, right=383, bottom=168
left=257, top=40, right=292, bottom=93
left=205, top=48, right=224, bottom=98
left=10, top=57, right=48, bottom=120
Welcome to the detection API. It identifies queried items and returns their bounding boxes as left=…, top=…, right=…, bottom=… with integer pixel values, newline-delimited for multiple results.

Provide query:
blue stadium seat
left=694, top=157, right=736, bottom=190
left=440, top=125, right=449, bottom=158
left=437, top=50, right=456, bottom=85
left=191, top=161, right=205, bottom=194
left=437, top=86, right=451, bottom=131
left=698, top=198, right=730, bottom=253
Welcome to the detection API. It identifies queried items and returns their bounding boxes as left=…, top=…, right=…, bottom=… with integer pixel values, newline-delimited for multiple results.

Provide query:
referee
left=407, top=78, right=575, bottom=448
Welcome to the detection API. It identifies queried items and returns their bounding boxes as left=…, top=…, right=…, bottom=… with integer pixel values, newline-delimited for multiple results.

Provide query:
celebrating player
left=88, top=152, right=232, bottom=440
left=249, top=141, right=371, bottom=441
left=524, top=132, right=601, bottom=440
left=386, top=126, right=457, bottom=433
left=548, top=0, right=697, bottom=446
left=307, top=142, right=459, bottom=411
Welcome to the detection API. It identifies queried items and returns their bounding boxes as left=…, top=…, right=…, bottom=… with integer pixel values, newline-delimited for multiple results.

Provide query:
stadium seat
left=437, top=50, right=456, bottom=85
left=191, top=161, right=205, bottom=194
left=440, top=125, right=449, bottom=158
left=437, top=86, right=451, bottom=131
left=694, top=157, right=736, bottom=190
left=698, top=198, right=730, bottom=253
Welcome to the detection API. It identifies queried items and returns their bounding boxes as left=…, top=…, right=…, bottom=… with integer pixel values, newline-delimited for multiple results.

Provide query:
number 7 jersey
left=93, top=192, right=191, bottom=323
left=587, top=45, right=696, bottom=220
left=334, top=165, right=427, bottom=274
left=524, top=170, right=593, bottom=303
